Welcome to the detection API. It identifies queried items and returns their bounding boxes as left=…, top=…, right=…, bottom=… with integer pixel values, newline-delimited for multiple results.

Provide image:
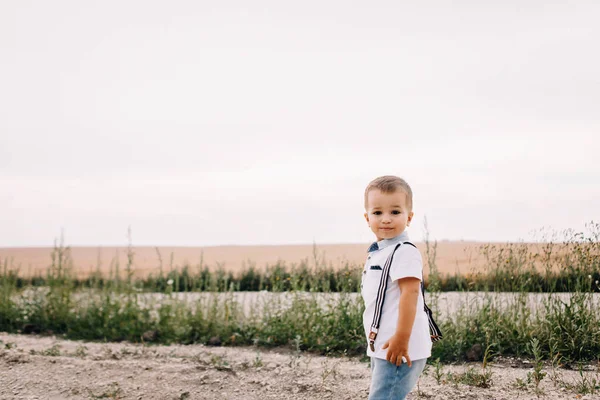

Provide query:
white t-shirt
left=361, top=231, right=432, bottom=361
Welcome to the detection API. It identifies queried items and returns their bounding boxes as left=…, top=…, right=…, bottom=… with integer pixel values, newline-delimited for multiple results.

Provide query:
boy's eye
left=372, top=211, right=382, bottom=215
left=392, top=210, right=401, bottom=215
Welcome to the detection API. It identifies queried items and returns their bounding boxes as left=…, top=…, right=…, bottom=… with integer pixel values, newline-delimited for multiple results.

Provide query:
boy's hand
left=382, top=334, right=412, bottom=367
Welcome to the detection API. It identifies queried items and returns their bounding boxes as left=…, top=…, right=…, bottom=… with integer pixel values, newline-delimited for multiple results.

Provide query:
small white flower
left=167, top=279, right=174, bottom=285
left=596, top=280, right=599, bottom=285
left=588, top=275, right=592, bottom=279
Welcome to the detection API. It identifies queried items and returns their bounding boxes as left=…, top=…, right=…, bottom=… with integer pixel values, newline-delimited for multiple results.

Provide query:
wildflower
left=588, top=275, right=592, bottom=279
left=167, top=279, right=174, bottom=285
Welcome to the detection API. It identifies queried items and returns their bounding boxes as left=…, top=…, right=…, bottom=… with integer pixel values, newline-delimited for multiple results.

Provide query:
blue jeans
left=368, top=357, right=427, bottom=400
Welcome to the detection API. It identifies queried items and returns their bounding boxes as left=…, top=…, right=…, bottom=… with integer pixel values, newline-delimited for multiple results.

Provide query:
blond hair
left=364, top=175, right=413, bottom=210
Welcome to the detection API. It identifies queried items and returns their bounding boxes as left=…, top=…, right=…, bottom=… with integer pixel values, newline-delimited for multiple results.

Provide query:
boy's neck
left=377, top=230, right=409, bottom=244
left=368, top=231, right=410, bottom=252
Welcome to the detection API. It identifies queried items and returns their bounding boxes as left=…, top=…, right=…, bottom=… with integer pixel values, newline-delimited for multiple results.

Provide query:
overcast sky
left=1, top=1, right=599, bottom=247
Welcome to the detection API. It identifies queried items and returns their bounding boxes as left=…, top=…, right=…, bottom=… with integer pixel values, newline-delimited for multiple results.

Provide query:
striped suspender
left=368, top=241, right=443, bottom=352
left=368, top=242, right=403, bottom=352
left=422, top=280, right=443, bottom=342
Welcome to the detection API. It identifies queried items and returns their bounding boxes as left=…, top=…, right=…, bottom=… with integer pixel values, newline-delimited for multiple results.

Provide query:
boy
left=361, top=175, right=432, bottom=400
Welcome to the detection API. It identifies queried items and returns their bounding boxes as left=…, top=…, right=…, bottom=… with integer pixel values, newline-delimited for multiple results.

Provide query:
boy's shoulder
left=394, top=240, right=420, bottom=254
left=392, top=241, right=422, bottom=262
left=401, top=241, right=418, bottom=250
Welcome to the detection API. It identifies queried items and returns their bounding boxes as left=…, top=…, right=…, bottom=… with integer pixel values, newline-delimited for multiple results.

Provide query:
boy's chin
left=376, top=229, right=404, bottom=240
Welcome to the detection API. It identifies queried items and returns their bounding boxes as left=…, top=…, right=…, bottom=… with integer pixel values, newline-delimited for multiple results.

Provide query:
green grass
left=3, top=237, right=599, bottom=293
left=1, top=222, right=599, bottom=364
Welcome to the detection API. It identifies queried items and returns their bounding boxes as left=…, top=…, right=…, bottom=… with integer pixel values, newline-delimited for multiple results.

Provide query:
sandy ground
left=1, top=333, right=598, bottom=400
left=0, top=241, right=562, bottom=279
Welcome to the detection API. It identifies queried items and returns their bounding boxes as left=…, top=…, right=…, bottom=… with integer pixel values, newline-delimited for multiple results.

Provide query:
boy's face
left=364, top=189, right=414, bottom=241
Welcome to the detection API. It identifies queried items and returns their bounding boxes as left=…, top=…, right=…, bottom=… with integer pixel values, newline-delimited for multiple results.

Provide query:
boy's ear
left=407, top=211, right=414, bottom=226
left=364, top=212, right=369, bottom=223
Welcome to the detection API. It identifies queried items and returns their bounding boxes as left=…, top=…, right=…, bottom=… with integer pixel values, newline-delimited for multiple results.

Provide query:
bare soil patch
left=1, top=333, right=597, bottom=400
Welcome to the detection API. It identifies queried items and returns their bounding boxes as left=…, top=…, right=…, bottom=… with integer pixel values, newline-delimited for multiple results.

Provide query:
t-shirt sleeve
left=389, top=245, right=423, bottom=282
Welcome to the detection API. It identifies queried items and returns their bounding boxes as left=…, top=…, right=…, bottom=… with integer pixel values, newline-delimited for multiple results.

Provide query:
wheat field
left=0, top=241, right=555, bottom=278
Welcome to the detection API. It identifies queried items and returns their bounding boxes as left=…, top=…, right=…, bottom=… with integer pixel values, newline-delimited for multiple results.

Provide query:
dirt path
left=0, top=333, right=597, bottom=400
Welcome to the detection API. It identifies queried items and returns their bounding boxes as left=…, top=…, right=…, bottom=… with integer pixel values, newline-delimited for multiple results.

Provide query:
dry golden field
left=0, top=241, right=557, bottom=279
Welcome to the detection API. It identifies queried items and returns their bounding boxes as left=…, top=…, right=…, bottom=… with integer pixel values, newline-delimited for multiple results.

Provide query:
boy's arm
left=381, top=277, right=420, bottom=367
